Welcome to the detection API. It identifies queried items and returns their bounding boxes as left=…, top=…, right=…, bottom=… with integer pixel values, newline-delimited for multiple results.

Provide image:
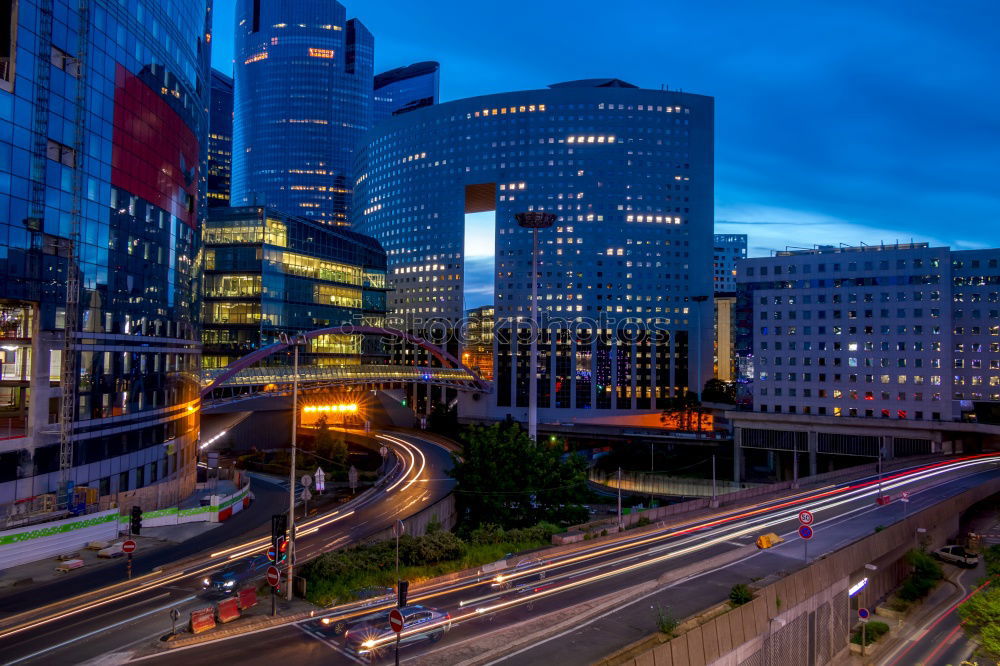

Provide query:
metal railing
left=589, top=468, right=765, bottom=498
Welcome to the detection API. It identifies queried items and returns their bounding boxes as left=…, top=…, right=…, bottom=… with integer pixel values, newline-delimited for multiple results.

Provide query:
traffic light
left=397, top=580, right=409, bottom=608
left=271, top=513, right=287, bottom=562
left=276, top=536, right=289, bottom=562
left=130, top=506, right=142, bottom=535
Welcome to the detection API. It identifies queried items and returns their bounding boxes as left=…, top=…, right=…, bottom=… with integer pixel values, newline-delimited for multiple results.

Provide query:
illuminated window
left=308, top=48, right=334, bottom=59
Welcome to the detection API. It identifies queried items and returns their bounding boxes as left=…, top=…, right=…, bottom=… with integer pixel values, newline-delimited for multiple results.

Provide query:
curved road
left=122, top=454, right=1000, bottom=666
left=0, top=430, right=455, bottom=665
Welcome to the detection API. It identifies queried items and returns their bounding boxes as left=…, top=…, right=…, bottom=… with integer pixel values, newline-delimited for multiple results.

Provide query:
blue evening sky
left=211, top=1, right=1000, bottom=259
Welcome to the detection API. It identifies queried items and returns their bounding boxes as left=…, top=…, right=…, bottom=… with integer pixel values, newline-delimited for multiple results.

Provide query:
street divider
left=216, top=598, right=240, bottom=624
left=189, top=608, right=216, bottom=634
left=238, top=587, right=257, bottom=610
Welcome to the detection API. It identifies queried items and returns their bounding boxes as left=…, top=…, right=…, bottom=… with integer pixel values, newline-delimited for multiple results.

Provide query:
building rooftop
left=548, top=78, right=639, bottom=89
left=773, top=242, right=932, bottom=257
left=375, top=61, right=439, bottom=89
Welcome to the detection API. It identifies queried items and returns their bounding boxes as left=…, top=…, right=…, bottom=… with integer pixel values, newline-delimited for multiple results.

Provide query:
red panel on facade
left=111, top=64, right=199, bottom=229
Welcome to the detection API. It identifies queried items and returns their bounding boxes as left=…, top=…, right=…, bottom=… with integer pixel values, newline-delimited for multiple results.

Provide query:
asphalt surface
left=879, top=561, right=989, bottom=666
left=122, top=455, right=1000, bottom=666
left=0, top=431, right=455, bottom=666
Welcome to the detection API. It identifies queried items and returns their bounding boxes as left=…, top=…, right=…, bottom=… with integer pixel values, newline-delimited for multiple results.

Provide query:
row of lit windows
left=468, top=104, right=547, bottom=119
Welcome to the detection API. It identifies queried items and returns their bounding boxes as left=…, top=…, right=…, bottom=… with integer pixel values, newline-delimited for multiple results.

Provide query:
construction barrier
left=190, top=607, right=216, bottom=634
left=756, top=532, right=784, bottom=549
left=216, top=597, right=241, bottom=624
left=238, top=587, right=258, bottom=610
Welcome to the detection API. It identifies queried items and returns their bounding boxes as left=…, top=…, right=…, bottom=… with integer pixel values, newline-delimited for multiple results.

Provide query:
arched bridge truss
left=199, top=325, right=490, bottom=399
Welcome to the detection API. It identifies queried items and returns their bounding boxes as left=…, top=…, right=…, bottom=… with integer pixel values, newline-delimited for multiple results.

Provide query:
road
left=879, top=562, right=989, bottom=666
left=0, top=431, right=455, bottom=665
left=119, top=453, right=1000, bottom=666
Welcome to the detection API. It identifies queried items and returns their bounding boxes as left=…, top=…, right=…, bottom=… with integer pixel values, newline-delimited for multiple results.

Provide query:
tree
left=959, top=584, right=1000, bottom=659
left=660, top=391, right=703, bottom=432
left=314, top=415, right=347, bottom=468
left=449, top=424, right=588, bottom=530
left=429, top=401, right=459, bottom=438
left=702, top=378, right=736, bottom=404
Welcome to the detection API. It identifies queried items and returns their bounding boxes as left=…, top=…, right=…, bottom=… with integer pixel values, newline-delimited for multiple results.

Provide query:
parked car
left=933, top=545, right=980, bottom=568
left=344, top=605, right=451, bottom=657
left=201, top=554, right=270, bottom=593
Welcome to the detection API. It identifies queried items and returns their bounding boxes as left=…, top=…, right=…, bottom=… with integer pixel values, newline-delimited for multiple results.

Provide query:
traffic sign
left=301, top=474, right=312, bottom=488
left=798, top=525, right=814, bottom=540
left=169, top=608, right=180, bottom=621
left=858, top=607, right=870, bottom=621
left=267, top=545, right=276, bottom=562
left=122, top=539, right=137, bottom=554
left=393, top=519, right=405, bottom=538
left=388, top=608, right=404, bottom=634
left=379, top=445, right=389, bottom=458
left=349, top=465, right=359, bottom=492
left=266, top=565, right=280, bottom=587
left=900, top=490, right=910, bottom=503
left=301, top=487, right=312, bottom=503
left=798, top=510, right=814, bottom=526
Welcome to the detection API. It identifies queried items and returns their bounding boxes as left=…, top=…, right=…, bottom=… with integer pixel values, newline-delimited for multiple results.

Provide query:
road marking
left=295, top=624, right=367, bottom=664
left=6, top=595, right=195, bottom=665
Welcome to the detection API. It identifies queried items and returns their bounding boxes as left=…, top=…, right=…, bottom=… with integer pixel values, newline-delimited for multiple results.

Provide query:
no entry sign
left=266, top=565, right=280, bottom=587
left=122, top=539, right=136, bottom=554
left=388, top=608, right=404, bottom=633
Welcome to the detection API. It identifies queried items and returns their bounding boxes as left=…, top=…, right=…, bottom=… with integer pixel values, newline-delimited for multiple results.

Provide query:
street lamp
left=279, top=332, right=307, bottom=601
left=515, top=211, right=555, bottom=441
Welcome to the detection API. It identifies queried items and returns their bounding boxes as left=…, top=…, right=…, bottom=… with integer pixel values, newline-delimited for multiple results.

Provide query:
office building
left=208, top=68, right=234, bottom=207
left=354, top=79, right=715, bottom=420
left=463, top=305, right=494, bottom=380
left=0, top=0, right=209, bottom=508
left=713, top=234, right=746, bottom=293
left=715, top=293, right=737, bottom=382
left=373, top=61, right=439, bottom=123
left=202, top=206, right=388, bottom=372
left=736, top=243, right=1000, bottom=422
left=232, top=0, right=374, bottom=226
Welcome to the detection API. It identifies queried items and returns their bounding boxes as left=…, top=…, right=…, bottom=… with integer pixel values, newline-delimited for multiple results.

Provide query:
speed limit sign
left=798, top=510, right=814, bottom=526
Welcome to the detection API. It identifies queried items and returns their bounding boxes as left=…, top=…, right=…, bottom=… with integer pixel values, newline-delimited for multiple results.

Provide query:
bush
left=636, top=516, right=652, bottom=528
left=983, top=544, right=1000, bottom=579
left=656, top=604, right=678, bottom=636
left=896, top=549, right=943, bottom=602
left=729, top=583, right=754, bottom=606
left=851, top=620, right=890, bottom=645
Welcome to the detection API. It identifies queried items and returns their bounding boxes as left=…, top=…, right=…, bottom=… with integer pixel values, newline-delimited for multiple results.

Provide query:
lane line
left=6, top=595, right=196, bottom=665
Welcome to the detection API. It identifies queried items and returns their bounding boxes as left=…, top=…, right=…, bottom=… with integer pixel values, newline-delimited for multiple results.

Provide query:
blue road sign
left=798, top=525, right=814, bottom=540
left=858, top=608, right=870, bottom=620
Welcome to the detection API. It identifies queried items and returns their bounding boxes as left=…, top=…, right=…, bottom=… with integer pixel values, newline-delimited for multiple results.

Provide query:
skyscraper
left=354, top=79, right=715, bottom=419
left=231, top=0, right=373, bottom=226
left=373, top=61, right=440, bottom=124
left=713, top=233, right=747, bottom=293
left=208, top=68, right=234, bottom=207
left=0, top=0, right=209, bottom=508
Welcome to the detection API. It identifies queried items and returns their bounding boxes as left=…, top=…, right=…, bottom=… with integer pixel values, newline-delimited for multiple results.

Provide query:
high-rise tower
left=232, top=0, right=373, bottom=226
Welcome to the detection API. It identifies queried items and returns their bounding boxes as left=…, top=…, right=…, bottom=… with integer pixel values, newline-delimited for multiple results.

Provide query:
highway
left=120, top=454, right=1000, bottom=666
left=0, top=431, right=455, bottom=666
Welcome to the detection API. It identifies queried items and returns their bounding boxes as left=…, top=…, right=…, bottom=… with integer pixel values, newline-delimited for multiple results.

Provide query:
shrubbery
left=729, top=583, right=754, bottom=606
left=897, top=548, right=943, bottom=601
left=851, top=620, right=890, bottom=645
left=301, top=522, right=561, bottom=606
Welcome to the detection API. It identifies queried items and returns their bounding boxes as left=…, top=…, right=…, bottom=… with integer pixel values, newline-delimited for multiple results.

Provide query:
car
left=316, top=587, right=395, bottom=636
left=933, top=545, right=980, bottom=568
left=343, top=605, right=451, bottom=657
left=489, top=557, right=550, bottom=593
left=201, top=554, right=271, bottom=594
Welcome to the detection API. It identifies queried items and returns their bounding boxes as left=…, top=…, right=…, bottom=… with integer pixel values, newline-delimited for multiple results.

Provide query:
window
left=46, top=138, right=75, bottom=167
left=1, top=0, right=15, bottom=91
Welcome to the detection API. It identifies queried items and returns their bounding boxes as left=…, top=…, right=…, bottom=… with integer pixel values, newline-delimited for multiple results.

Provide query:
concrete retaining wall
left=604, top=474, right=1000, bottom=666
left=363, top=493, right=457, bottom=544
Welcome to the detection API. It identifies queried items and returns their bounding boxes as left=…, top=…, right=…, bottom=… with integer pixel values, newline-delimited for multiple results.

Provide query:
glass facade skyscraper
left=0, top=0, right=209, bottom=508
left=232, top=0, right=373, bottom=226
left=354, top=79, right=715, bottom=419
left=373, top=61, right=439, bottom=124
left=208, top=68, right=234, bottom=207
left=202, top=206, right=388, bottom=373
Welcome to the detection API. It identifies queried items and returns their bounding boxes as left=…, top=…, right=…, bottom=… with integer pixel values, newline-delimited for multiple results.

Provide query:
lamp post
left=279, top=332, right=307, bottom=601
left=515, top=212, right=555, bottom=441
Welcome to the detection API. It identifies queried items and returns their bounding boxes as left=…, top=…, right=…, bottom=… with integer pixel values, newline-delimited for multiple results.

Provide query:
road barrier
left=238, top=587, right=258, bottom=610
left=216, top=598, right=241, bottom=624
left=189, top=608, right=216, bottom=634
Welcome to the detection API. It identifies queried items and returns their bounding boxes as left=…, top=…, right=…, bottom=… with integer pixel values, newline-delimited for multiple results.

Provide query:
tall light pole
left=280, top=332, right=307, bottom=601
left=515, top=212, right=555, bottom=441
